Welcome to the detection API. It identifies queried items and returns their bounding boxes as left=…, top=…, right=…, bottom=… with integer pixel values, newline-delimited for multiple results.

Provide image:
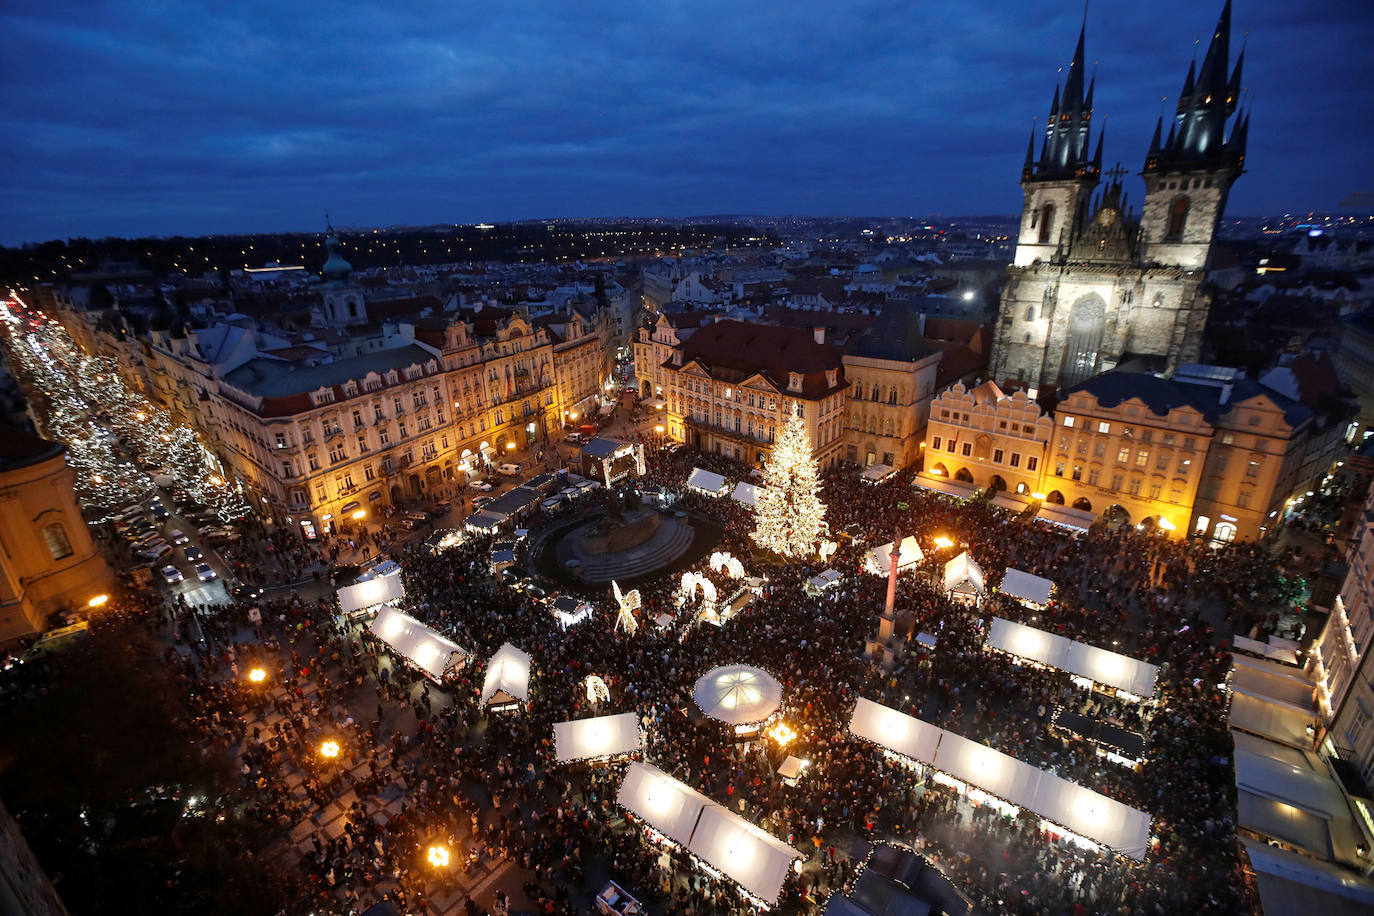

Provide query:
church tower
left=317, top=221, right=367, bottom=328
left=990, top=3, right=1246, bottom=390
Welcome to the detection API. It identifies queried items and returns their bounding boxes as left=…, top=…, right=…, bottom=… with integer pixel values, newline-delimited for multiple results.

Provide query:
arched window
left=1166, top=197, right=1189, bottom=240
left=1024, top=306, right=1036, bottom=321
left=884, top=418, right=895, bottom=437
left=871, top=384, right=880, bottom=401
left=888, top=389, right=897, bottom=405
left=1037, top=203, right=1056, bottom=244
left=43, top=522, right=73, bottom=561
left=348, top=299, right=358, bottom=318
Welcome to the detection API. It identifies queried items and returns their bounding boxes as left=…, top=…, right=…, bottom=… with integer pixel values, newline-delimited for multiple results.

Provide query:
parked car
left=140, top=544, right=173, bottom=562
left=150, top=505, right=169, bottom=520
left=160, top=565, right=184, bottom=584
left=204, top=529, right=241, bottom=544
left=496, top=462, right=523, bottom=476
left=472, top=495, right=494, bottom=509
left=468, top=480, right=493, bottom=492
left=169, top=529, right=190, bottom=545
left=183, top=545, right=203, bottom=562
left=194, top=563, right=216, bottom=582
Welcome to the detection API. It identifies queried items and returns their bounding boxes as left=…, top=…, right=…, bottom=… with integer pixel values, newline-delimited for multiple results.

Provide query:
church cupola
left=320, top=221, right=354, bottom=287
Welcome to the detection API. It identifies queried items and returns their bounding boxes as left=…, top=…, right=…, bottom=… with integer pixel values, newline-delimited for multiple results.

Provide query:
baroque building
left=990, top=3, right=1249, bottom=389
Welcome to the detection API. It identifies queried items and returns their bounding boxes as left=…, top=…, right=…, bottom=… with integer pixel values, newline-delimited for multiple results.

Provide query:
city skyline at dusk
left=2, top=0, right=1370, bottom=245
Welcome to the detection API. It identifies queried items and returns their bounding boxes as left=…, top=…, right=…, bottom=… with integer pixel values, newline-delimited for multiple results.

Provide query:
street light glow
left=248, top=667, right=267, bottom=683
left=319, top=739, right=341, bottom=758
left=427, top=844, right=451, bottom=867
left=87, top=594, right=109, bottom=607
left=933, top=535, right=954, bottom=550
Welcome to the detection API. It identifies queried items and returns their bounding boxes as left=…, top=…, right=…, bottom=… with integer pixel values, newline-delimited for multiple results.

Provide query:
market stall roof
left=692, top=664, right=781, bottom=726
left=553, top=712, right=642, bottom=763
left=1035, top=503, right=1097, bottom=532
left=912, top=474, right=977, bottom=500
left=1235, top=743, right=1351, bottom=821
left=368, top=607, right=470, bottom=681
left=616, top=762, right=711, bottom=847
left=942, top=551, right=985, bottom=595
left=999, top=568, right=1054, bottom=607
left=864, top=537, right=924, bottom=576
left=685, top=467, right=729, bottom=496
left=992, top=491, right=1032, bottom=513
left=1230, top=653, right=1316, bottom=711
left=860, top=463, right=895, bottom=484
left=1229, top=691, right=1317, bottom=749
left=807, top=569, right=843, bottom=591
left=337, top=568, right=405, bottom=614
left=480, top=643, right=531, bottom=705
left=987, top=617, right=1158, bottom=699
left=550, top=595, right=592, bottom=627
left=1241, top=839, right=1374, bottom=916
left=848, top=697, right=941, bottom=765
left=581, top=436, right=630, bottom=459
left=689, top=804, right=801, bottom=905
left=1233, top=635, right=1301, bottom=666
left=464, top=509, right=506, bottom=530
left=730, top=481, right=758, bottom=506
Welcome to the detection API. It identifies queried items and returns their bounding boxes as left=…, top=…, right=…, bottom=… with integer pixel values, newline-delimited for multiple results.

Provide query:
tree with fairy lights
left=750, top=401, right=828, bottom=559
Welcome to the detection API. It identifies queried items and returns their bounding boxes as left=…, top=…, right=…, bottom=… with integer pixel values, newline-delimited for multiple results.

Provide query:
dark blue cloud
left=1, top=0, right=1369, bottom=244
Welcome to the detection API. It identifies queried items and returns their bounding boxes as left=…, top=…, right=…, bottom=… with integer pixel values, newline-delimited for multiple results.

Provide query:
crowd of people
left=15, top=435, right=1343, bottom=915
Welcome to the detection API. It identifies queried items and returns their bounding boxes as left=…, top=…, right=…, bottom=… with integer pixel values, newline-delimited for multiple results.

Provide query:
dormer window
left=384, top=369, right=399, bottom=385
left=825, top=368, right=838, bottom=388
left=342, top=380, right=359, bottom=397
left=788, top=372, right=803, bottom=393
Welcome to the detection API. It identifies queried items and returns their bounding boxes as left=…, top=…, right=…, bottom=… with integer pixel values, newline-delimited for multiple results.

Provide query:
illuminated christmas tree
left=751, top=403, right=828, bottom=559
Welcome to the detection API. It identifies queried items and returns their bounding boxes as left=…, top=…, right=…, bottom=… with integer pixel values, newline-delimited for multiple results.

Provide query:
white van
left=497, top=463, right=522, bottom=477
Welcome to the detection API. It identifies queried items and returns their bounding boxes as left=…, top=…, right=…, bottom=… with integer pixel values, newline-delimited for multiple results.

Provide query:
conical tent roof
left=693, top=664, right=781, bottom=726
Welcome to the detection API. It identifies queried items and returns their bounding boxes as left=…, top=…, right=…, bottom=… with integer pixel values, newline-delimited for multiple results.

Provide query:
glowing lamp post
left=933, top=535, right=954, bottom=550
left=351, top=509, right=367, bottom=520
left=247, top=667, right=268, bottom=684
left=87, top=594, right=110, bottom=608
left=426, top=844, right=452, bottom=868
left=318, top=739, right=341, bottom=760
left=768, top=721, right=797, bottom=748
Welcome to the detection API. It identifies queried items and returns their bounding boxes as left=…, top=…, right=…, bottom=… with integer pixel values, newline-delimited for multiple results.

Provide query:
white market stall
left=549, top=595, right=593, bottom=628
left=987, top=618, right=1159, bottom=700
left=805, top=569, right=843, bottom=594
left=615, top=762, right=802, bottom=906
left=998, top=568, right=1054, bottom=609
left=692, top=664, right=782, bottom=733
left=617, top=761, right=712, bottom=847
left=730, top=481, right=759, bottom=507
left=685, top=467, right=729, bottom=497
left=368, top=607, right=471, bottom=682
left=848, top=697, right=941, bottom=766
left=863, top=537, right=924, bottom=577
left=337, top=567, right=405, bottom=614
left=942, top=551, right=986, bottom=605
left=481, top=642, right=532, bottom=710
left=860, top=463, right=896, bottom=484
left=553, top=712, right=643, bottom=763
left=912, top=474, right=977, bottom=500
left=1035, top=503, right=1097, bottom=533
left=690, top=805, right=802, bottom=905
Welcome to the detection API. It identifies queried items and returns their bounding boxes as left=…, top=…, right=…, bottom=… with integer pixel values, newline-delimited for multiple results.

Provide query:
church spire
left=1026, top=17, right=1099, bottom=183
left=1149, top=1, right=1244, bottom=174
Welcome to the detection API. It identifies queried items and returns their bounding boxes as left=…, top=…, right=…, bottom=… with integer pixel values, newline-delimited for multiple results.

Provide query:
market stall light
left=426, top=844, right=451, bottom=868
left=86, top=594, right=109, bottom=608
left=933, top=535, right=954, bottom=550
left=319, top=739, right=341, bottom=759
left=247, top=667, right=267, bottom=684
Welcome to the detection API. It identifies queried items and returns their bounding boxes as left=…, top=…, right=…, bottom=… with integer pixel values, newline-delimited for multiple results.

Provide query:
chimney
left=813, top=326, right=825, bottom=345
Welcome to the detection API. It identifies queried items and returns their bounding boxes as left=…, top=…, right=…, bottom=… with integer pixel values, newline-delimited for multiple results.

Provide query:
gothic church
left=989, top=1, right=1249, bottom=389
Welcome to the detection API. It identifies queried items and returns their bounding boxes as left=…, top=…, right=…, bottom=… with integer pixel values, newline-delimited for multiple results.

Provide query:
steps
left=556, top=516, right=696, bottom=583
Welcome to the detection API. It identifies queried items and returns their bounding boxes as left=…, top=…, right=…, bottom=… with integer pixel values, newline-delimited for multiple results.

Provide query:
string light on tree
left=750, top=402, right=828, bottom=559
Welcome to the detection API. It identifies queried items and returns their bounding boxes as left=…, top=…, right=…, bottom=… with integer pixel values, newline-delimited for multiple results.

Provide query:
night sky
left=1, top=0, right=1369, bottom=245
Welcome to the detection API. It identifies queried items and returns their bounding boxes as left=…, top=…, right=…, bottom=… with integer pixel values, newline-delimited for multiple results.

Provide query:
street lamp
left=351, top=509, right=367, bottom=520
left=933, top=535, right=954, bottom=550
left=426, top=844, right=452, bottom=868
left=87, top=594, right=109, bottom=608
left=248, top=667, right=267, bottom=684
left=319, top=739, right=341, bottom=759
left=768, top=721, right=797, bottom=747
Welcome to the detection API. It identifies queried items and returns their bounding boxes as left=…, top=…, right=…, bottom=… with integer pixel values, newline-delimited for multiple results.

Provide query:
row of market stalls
left=848, top=697, right=1153, bottom=859
left=910, top=474, right=1098, bottom=533
left=685, top=466, right=759, bottom=508
left=985, top=617, right=1160, bottom=701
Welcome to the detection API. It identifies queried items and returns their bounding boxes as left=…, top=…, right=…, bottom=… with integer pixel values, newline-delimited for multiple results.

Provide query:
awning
left=1036, top=503, right=1097, bottom=532
left=1241, top=839, right=1374, bottom=916
left=999, top=568, right=1054, bottom=607
left=553, top=712, right=642, bottom=763
left=464, top=510, right=506, bottom=531
left=686, top=467, right=728, bottom=496
left=913, top=474, right=977, bottom=499
left=336, top=568, right=405, bottom=614
left=1229, top=691, right=1318, bottom=748
left=1231, top=653, right=1316, bottom=710
left=617, top=761, right=711, bottom=847
left=860, top=463, right=895, bottom=483
left=730, top=481, right=758, bottom=506
left=807, top=569, right=843, bottom=591
left=992, top=492, right=1031, bottom=512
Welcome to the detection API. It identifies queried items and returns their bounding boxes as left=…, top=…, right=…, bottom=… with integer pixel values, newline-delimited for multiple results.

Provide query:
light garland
left=750, top=404, right=828, bottom=559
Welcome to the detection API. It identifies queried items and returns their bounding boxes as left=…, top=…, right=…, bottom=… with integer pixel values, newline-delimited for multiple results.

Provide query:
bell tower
left=1011, top=21, right=1102, bottom=268
left=1139, top=0, right=1247, bottom=270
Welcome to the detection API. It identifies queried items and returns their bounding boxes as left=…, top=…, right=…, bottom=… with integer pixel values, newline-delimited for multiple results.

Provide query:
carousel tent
left=617, top=762, right=712, bottom=847
left=685, top=467, right=729, bottom=496
left=689, top=805, right=802, bottom=905
left=863, top=537, right=924, bottom=576
left=480, top=643, right=532, bottom=706
left=337, top=568, right=405, bottom=614
left=368, top=607, right=470, bottom=681
left=999, top=568, right=1054, bottom=608
left=987, top=618, right=1158, bottom=699
left=553, top=712, right=642, bottom=763
left=848, top=697, right=941, bottom=765
left=692, top=664, right=782, bottom=726
left=942, top=551, right=986, bottom=597
left=730, top=481, right=759, bottom=506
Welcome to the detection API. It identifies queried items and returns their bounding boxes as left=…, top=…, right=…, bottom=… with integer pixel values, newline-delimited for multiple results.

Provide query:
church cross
left=1103, top=164, right=1128, bottom=184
